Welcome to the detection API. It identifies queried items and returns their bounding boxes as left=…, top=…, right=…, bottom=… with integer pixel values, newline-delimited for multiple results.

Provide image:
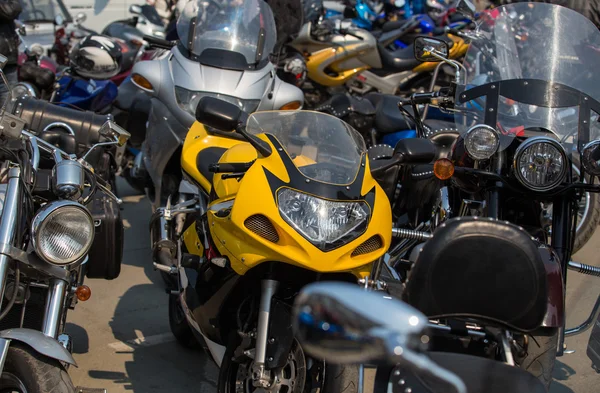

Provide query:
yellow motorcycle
left=288, top=18, right=469, bottom=106
left=150, top=96, right=436, bottom=393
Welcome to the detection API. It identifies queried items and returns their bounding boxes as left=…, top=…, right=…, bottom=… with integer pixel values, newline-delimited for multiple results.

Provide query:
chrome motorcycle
left=0, top=54, right=130, bottom=393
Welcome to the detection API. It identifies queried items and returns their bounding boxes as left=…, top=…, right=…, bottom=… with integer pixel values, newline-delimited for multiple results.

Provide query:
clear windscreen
left=246, top=111, right=366, bottom=185
left=19, top=0, right=72, bottom=23
left=456, top=2, right=600, bottom=152
left=176, top=0, right=276, bottom=67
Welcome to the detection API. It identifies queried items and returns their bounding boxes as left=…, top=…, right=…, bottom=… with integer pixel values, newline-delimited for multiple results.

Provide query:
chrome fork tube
left=42, top=278, right=67, bottom=338
left=0, top=167, right=22, bottom=302
left=255, top=279, right=279, bottom=368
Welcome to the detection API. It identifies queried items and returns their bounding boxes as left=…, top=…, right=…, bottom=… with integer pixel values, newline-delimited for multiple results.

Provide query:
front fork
left=0, top=167, right=68, bottom=372
left=253, top=279, right=279, bottom=387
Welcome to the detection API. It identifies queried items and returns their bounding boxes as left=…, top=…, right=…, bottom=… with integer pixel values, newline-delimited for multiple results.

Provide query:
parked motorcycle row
left=2, top=0, right=600, bottom=391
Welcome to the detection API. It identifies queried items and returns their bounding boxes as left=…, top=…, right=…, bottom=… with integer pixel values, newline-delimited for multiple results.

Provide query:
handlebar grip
left=143, top=35, right=176, bottom=49
left=208, top=162, right=253, bottom=173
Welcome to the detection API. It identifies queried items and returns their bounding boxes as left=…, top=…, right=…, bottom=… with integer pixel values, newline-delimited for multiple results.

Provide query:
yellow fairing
left=413, top=34, right=469, bottom=72
left=181, top=122, right=245, bottom=192
left=306, top=46, right=370, bottom=87
left=182, top=131, right=392, bottom=276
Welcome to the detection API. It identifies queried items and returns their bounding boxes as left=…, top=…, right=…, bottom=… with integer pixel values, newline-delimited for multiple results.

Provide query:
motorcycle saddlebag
left=85, top=190, right=124, bottom=280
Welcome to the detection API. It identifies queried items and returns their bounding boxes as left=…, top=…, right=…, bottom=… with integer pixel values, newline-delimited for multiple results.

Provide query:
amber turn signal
left=279, top=101, right=302, bottom=110
left=76, top=285, right=91, bottom=301
left=434, top=158, right=454, bottom=180
left=132, top=73, right=153, bottom=91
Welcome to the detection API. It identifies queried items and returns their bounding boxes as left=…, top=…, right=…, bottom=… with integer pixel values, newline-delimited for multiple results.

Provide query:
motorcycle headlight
left=464, top=124, right=499, bottom=160
left=32, top=201, right=94, bottom=265
left=514, top=137, right=567, bottom=192
left=175, top=87, right=260, bottom=118
left=277, top=188, right=369, bottom=251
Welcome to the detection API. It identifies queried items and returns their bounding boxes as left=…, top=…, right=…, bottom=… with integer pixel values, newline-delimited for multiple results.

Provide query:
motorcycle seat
left=365, top=93, right=413, bottom=134
left=376, top=43, right=422, bottom=74
left=404, top=217, right=548, bottom=332
left=376, top=352, right=546, bottom=393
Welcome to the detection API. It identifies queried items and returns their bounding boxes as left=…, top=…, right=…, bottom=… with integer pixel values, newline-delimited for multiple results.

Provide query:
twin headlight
left=277, top=188, right=370, bottom=251
left=514, top=137, right=567, bottom=192
left=32, top=201, right=95, bottom=265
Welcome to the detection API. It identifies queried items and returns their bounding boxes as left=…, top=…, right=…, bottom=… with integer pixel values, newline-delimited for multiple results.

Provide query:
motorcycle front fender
left=0, top=328, right=76, bottom=373
left=539, top=246, right=565, bottom=327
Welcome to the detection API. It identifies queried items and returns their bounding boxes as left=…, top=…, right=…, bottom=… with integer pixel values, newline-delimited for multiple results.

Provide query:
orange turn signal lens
left=279, top=101, right=302, bottom=111
left=132, top=73, right=153, bottom=91
left=76, top=285, right=91, bottom=301
left=433, top=158, right=454, bottom=180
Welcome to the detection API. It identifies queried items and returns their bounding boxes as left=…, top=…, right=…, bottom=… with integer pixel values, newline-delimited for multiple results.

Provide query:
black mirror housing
left=456, top=0, right=476, bottom=20
left=394, top=138, right=436, bottom=164
left=414, top=36, right=449, bottom=62
left=195, top=97, right=243, bottom=132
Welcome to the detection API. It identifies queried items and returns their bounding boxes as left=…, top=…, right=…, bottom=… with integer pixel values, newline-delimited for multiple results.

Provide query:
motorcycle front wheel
left=0, top=343, right=75, bottom=393
left=218, top=338, right=359, bottom=393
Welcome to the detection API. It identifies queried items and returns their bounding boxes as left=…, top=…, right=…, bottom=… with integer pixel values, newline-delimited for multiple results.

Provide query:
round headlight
left=464, top=124, right=499, bottom=160
left=514, top=137, right=567, bottom=192
left=32, top=201, right=94, bottom=265
left=581, top=140, right=600, bottom=176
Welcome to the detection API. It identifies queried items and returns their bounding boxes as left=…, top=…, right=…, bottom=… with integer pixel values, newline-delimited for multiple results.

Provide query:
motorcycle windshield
left=247, top=111, right=366, bottom=185
left=176, top=0, right=276, bottom=70
left=455, top=3, right=600, bottom=153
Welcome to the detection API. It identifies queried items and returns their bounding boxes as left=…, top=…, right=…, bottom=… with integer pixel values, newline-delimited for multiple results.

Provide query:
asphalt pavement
left=68, top=179, right=600, bottom=392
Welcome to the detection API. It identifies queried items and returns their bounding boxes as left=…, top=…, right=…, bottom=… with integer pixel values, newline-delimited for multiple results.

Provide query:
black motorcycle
left=0, top=54, right=129, bottom=393
left=366, top=1, right=600, bottom=389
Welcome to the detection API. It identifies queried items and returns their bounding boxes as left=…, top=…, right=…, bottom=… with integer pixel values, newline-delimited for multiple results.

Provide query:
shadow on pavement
left=65, top=322, right=89, bottom=354
left=117, top=178, right=163, bottom=287
left=88, top=281, right=218, bottom=392
left=553, top=360, right=577, bottom=381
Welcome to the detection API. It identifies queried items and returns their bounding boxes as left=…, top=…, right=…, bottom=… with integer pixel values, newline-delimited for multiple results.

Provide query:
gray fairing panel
left=140, top=48, right=304, bottom=207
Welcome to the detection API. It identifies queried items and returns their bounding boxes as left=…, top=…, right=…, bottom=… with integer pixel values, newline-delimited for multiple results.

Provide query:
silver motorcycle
left=0, top=55, right=130, bottom=393
left=129, top=0, right=304, bottom=210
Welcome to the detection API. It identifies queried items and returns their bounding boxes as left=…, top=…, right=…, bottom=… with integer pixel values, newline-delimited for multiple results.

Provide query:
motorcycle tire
left=219, top=335, right=358, bottom=393
left=518, top=327, right=558, bottom=390
left=0, top=343, right=75, bottom=393
left=168, top=295, right=200, bottom=350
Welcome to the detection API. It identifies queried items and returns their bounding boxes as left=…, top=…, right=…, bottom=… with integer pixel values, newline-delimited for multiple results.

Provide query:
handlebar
left=208, top=162, right=254, bottom=173
left=143, top=34, right=176, bottom=49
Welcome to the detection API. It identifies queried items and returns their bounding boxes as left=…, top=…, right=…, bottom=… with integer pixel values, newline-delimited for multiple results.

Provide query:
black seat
left=404, top=217, right=548, bottom=332
left=365, top=93, right=413, bottom=134
left=376, top=352, right=547, bottom=393
left=425, top=120, right=459, bottom=159
left=196, top=147, right=227, bottom=186
left=376, top=43, right=422, bottom=74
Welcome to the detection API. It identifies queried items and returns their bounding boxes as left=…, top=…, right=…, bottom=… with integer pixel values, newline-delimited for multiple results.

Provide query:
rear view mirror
left=74, top=12, right=87, bottom=26
left=455, top=0, right=476, bottom=20
left=293, top=282, right=428, bottom=364
left=414, top=36, right=449, bottom=62
left=343, top=6, right=358, bottom=19
left=195, top=97, right=242, bottom=132
left=394, top=138, right=436, bottom=164
left=129, top=5, right=143, bottom=15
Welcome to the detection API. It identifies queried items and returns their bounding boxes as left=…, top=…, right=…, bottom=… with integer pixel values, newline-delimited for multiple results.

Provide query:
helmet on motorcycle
left=69, top=35, right=123, bottom=80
